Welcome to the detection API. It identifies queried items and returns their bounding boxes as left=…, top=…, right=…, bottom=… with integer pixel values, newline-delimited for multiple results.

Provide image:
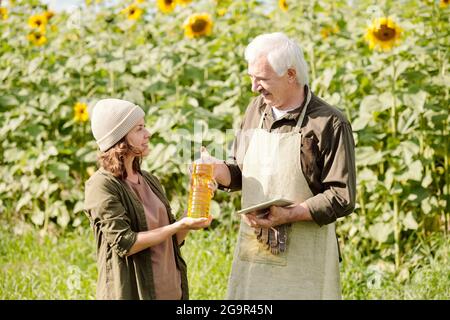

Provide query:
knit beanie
left=90, top=98, right=145, bottom=152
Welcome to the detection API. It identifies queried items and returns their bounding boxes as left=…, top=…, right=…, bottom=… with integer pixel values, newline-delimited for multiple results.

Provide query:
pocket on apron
left=238, top=223, right=287, bottom=266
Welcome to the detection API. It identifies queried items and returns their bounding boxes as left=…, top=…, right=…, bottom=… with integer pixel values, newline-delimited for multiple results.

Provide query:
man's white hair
left=244, top=32, right=309, bottom=87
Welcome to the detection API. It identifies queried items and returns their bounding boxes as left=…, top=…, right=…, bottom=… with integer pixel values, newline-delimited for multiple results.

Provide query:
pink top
left=126, top=173, right=182, bottom=300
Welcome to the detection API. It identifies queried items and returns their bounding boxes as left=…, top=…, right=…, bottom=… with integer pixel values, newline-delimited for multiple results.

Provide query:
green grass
left=1, top=221, right=448, bottom=299
left=340, top=233, right=450, bottom=299
left=0, top=225, right=97, bottom=299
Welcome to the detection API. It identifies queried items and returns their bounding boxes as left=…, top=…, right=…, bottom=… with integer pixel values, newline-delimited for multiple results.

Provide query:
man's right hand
left=190, top=146, right=231, bottom=187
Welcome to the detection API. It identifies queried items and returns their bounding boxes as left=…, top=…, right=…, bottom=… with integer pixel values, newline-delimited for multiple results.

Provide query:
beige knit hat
left=90, top=98, right=145, bottom=152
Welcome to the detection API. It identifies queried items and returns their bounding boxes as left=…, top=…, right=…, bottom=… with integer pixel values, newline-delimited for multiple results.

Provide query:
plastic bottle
left=187, top=150, right=215, bottom=218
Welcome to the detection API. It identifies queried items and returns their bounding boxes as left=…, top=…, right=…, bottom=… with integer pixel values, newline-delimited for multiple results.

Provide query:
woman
left=84, top=98, right=211, bottom=300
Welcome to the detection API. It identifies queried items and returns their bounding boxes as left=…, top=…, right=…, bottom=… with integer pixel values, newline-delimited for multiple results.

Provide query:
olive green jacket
left=84, top=168, right=188, bottom=300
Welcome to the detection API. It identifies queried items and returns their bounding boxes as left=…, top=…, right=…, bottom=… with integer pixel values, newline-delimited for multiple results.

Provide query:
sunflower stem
left=432, top=1, right=449, bottom=236
left=109, top=70, right=115, bottom=94
left=358, top=185, right=366, bottom=218
left=307, top=0, right=316, bottom=82
left=393, top=193, right=401, bottom=270
left=390, top=51, right=400, bottom=271
left=390, top=54, right=397, bottom=138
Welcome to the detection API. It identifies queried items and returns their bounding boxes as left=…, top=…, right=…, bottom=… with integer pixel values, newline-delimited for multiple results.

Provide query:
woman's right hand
left=177, top=215, right=213, bottom=230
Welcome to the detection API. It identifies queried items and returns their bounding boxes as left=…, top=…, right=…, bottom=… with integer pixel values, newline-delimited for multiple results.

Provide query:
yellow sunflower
left=0, top=7, right=8, bottom=20
left=440, top=0, right=449, bottom=7
left=44, top=10, right=55, bottom=21
left=176, top=0, right=192, bottom=5
left=86, top=0, right=103, bottom=5
left=28, top=14, right=47, bottom=33
left=157, top=0, right=177, bottom=13
left=27, top=31, right=47, bottom=46
left=364, top=17, right=402, bottom=52
left=279, top=0, right=288, bottom=12
left=73, top=102, right=89, bottom=123
left=121, top=4, right=143, bottom=20
left=320, top=25, right=339, bottom=39
left=183, top=13, right=213, bottom=39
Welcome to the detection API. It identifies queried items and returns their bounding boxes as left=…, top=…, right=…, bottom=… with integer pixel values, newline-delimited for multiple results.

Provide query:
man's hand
left=243, top=203, right=312, bottom=228
left=243, top=206, right=290, bottom=228
left=189, top=146, right=231, bottom=187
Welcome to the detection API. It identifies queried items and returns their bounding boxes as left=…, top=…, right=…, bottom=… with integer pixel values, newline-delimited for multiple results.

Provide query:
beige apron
left=227, top=93, right=341, bottom=300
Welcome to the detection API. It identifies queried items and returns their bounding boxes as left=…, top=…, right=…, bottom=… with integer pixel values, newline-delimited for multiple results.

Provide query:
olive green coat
left=84, top=168, right=188, bottom=300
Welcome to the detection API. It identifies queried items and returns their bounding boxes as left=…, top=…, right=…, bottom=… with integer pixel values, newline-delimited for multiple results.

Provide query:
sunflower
left=121, top=4, right=143, bottom=20
left=279, top=0, right=288, bottom=12
left=177, top=0, right=192, bottom=5
left=157, top=0, right=177, bottom=13
left=44, top=10, right=55, bottom=21
left=320, top=25, right=339, bottom=39
left=364, top=17, right=402, bottom=52
left=27, top=31, right=47, bottom=46
left=0, top=7, right=8, bottom=20
left=183, top=13, right=213, bottom=39
left=440, top=0, right=449, bottom=7
left=28, top=14, right=47, bottom=33
left=73, top=102, right=89, bottom=123
left=86, top=0, right=103, bottom=5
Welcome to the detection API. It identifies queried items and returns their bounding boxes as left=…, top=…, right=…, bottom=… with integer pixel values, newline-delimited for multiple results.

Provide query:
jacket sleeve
left=305, top=122, right=356, bottom=226
left=85, top=176, right=137, bottom=258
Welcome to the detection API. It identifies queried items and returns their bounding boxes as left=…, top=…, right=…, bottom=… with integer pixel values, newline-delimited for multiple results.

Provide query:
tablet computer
left=237, top=198, right=294, bottom=215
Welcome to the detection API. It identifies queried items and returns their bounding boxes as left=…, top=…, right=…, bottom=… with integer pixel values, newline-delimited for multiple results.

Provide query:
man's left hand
left=244, top=205, right=290, bottom=228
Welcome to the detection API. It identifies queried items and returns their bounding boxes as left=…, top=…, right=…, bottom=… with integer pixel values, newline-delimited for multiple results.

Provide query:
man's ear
left=287, top=68, right=297, bottom=83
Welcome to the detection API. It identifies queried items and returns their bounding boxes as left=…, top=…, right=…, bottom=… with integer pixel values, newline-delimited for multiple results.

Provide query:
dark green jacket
left=84, top=168, right=188, bottom=300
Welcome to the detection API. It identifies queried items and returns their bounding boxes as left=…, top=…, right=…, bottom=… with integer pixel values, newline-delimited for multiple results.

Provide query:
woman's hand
left=177, top=215, right=213, bottom=230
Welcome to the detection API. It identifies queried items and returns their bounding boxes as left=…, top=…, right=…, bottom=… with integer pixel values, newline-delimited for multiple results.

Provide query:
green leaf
left=356, top=147, right=385, bottom=167
left=396, top=160, right=423, bottom=182
left=421, top=170, right=432, bottom=188
left=352, top=115, right=371, bottom=131
left=210, top=200, right=221, bottom=219
left=71, top=200, right=84, bottom=214
left=48, top=163, right=70, bottom=182
left=56, top=205, right=70, bottom=228
left=16, top=193, right=32, bottom=212
left=378, top=92, right=394, bottom=110
left=369, top=222, right=393, bottom=243
left=31, top=210, right=45, bottom=226
left=403, top=91, right=427, bottom=113
left=403, top=212, right=419, bottom=230
left=28, top=57, right=43, bottom=75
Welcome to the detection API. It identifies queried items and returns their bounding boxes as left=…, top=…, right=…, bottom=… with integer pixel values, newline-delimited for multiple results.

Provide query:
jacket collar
left=258, top=85, right=312, bottom=123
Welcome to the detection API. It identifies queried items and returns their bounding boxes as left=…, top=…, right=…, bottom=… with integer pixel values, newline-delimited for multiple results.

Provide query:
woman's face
left=125, top=118, right=150, bottom=157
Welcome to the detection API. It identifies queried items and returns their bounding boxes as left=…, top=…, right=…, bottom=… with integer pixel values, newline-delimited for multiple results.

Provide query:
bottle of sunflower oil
left=187, top=151, right=215, bottom=218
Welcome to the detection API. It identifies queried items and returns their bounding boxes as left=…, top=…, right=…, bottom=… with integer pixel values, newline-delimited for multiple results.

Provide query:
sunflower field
left=0, top=0, right=449, bottom=299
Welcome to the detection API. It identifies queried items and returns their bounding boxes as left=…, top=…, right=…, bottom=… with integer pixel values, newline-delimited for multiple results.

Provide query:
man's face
left=248, top=56, right=291, bottom=109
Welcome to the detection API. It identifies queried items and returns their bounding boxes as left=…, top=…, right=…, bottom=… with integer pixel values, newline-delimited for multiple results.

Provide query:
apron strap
left=294, top=89, right=312, bottom=133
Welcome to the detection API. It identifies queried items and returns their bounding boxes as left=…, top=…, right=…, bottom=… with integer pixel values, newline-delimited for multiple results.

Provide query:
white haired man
left=213, top=32, right=356, bottom=299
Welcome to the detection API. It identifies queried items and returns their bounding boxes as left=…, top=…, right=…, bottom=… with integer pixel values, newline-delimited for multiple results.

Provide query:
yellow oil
left=187, top=163, right=214, bottom=218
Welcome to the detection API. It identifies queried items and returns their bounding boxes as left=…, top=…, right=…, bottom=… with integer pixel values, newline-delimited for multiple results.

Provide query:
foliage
left=0, top=225, right=97, bottom=299
left=1, top=223, right=448, bottom=299
left=0, top=0, right=448, bottom=287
